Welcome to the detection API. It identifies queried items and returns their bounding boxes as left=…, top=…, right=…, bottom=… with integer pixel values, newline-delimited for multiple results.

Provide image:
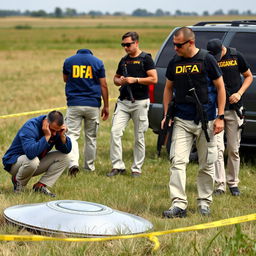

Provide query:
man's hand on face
left=42, top=119, right=51, bottom=139
left=58, top=124, right=67, bottom=136
left=58, top=124, right=67, bottom=144
left=43, top=119, right=68, bottom=143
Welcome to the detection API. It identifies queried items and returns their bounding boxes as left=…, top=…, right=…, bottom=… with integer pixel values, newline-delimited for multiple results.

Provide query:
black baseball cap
left=207, top=38, right=223, bottom=61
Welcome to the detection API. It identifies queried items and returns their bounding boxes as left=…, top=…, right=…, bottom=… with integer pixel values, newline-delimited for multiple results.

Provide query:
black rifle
left=119, top=64, right=135, bottom=103
left=186, top=73, right=210, bottom=143
left=157, top=100, right=175, bottom=156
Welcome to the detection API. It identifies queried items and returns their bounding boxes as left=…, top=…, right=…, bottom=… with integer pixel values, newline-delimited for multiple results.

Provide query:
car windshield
left=229, top=32, right=256, bottom=74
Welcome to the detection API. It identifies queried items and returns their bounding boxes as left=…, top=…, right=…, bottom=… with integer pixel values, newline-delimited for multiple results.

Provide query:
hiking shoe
left=229, top=187, right=240, bottom=196
left=11, top=175, right=24, bottom=193
left=131, top=172, right=141, bottom=178
left=107, top=168, right=126, bottom=177
left=162, top=206, right=187, bottom=218
left=68, top=165, right=79, bottom=177
left=198, top=205, right=211, bottom=216
left=213, top=189, right=225, bottom=196
left=33, top=182, right=56, bottom=197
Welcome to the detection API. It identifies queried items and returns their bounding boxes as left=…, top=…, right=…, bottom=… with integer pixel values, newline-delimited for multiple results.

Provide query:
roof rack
left=194, top=20, right=256, bottom=27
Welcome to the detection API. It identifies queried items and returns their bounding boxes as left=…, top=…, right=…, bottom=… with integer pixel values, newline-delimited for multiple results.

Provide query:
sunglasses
left=121, top=42, right=135, bottom=47
left=173, top=40, right=190, bottom=48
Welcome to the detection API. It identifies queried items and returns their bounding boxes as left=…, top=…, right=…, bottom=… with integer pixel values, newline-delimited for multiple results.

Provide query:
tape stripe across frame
left=0, top=98, right=117, bottom=120
left=0, top=213, right=255, bottom=251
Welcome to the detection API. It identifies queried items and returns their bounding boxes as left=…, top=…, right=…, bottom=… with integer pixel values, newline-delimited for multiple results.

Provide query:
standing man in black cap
left=207, top=38, right=253, bottom=196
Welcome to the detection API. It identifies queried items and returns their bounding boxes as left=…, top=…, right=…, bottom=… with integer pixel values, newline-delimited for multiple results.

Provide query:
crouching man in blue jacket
left=2, top=110, right=72, bottom=197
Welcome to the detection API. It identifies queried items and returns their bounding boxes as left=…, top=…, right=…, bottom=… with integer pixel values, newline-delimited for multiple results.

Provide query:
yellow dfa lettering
left=175, top=64, right=200, bottom=74
left=85, top=66, right=93, bottom=78
left=176, top=66, right=183, bottom=73
left=80, top=65, right=86, bottom=78
left=72, top=65, right=93, bottom=79
left=72, top=65, right=80, bottom=78
left=191, top=65, right=199, bottom=73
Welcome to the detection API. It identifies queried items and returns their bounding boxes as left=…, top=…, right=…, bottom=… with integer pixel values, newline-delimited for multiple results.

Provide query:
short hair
left=174, top=27, right=195, bottom=41
left=122, top=31, right=139, bottom=41
left=47, top=110, right=64, bottom=126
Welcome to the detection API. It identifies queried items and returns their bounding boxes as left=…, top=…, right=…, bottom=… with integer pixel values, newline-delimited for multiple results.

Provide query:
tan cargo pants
left=169, top=117, right=217, bottom=210
left=215, top=109, right=243, bottom=191
left=10, top=151, right=69, bottom=187
left=66, top=106, right=99, bottom=171
left=110, top=99, right=149, bottom=173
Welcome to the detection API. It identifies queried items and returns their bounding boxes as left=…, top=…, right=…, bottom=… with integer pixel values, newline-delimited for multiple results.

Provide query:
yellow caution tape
left=0, top=107, right=67, bottom=119
left=0, top=213, right=255, bottom=252
left=0, top=98, right=118, bottom=120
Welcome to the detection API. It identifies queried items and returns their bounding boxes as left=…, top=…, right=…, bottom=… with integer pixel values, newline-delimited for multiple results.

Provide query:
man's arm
left=99, top=77, right=109, bottom=121
left=19, top=127, right=49, bottom=160
left=121, top=69, right=158, bottom=85
left=113, top=74, right=124, bottom=87
left=213, top=76, right=226, bottom=135
left=229, top=69, right=253, bottom=104
left=54, top=122, right=72, bottom=153
left=63, top=74, right=68, bottom=83
left=55, top=134, right=72, bottom=154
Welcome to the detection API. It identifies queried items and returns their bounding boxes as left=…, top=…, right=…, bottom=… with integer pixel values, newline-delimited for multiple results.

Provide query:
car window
left=194, top=31, right=226, bottom=49
left=229, top=32, right=256, bottom=74
left=155, top=35, right=176, bottom=68
left=156, top=31, right=225, bottom=68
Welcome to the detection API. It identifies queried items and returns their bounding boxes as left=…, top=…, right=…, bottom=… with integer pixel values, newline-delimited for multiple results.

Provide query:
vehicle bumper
left=148, top=103, right=164, bottom=133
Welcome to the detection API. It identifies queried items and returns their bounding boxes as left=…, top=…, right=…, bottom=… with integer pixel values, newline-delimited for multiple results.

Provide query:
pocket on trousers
left=138, top=116, right=149, bottom=133
left=92, top=121, right=99, bottom=137
left=206, top=142, right=217, bottom=164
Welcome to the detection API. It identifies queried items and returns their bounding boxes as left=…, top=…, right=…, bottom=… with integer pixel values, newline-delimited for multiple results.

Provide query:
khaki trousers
left=169, top=117, right=217, bottom=210
left=110, top=99, right=149, bottom=173
left=66, top=106, right=99, bottom=171
left=215, top=110, right=243, bottom=190
left=10, top=151, right=69, bottom=187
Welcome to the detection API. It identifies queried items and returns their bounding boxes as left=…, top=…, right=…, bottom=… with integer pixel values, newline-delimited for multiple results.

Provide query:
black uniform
left=217, top=47, right=250, bottom=110
left=166, top=49, right=222, bottom=121
left=116, top=52, right=155, bottom=100
left=214, top=47, right=251, bottom=193
left=110, top=51, right=155, bottom=174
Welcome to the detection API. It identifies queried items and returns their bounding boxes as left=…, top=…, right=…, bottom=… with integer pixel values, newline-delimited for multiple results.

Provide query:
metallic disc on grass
left=4, top=200, right=153, bottom=237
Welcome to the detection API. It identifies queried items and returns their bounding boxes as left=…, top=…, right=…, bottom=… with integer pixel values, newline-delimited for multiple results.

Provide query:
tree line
left=0, top=7, right=255, bottom=17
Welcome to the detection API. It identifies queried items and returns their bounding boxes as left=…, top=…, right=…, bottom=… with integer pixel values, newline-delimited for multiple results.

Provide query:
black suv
left=148, top=20, right=256, bottom=151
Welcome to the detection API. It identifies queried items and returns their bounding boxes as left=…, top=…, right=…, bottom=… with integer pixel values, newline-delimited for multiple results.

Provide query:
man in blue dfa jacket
left=2, top=110, right=71, bottom=197
left=63, top=49, right=109, bottom=176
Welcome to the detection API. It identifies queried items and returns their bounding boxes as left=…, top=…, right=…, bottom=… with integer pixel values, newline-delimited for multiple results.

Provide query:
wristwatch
left=217, top=114, right=225, bottom=120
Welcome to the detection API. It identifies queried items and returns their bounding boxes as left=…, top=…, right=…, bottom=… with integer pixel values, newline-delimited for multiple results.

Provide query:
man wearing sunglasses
left=162, top=27, right=226, bottom=217
left=107, top=31, right=157, bottom=178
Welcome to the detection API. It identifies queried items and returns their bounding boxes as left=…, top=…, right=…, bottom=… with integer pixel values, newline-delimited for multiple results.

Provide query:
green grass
left=0, top=16, right=255, bottom=255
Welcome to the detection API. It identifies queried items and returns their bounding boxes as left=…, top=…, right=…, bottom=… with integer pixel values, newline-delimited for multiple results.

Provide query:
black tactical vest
left=120, top=52, right=151, bottom=100
left=173, top=49, right=209, bottom=104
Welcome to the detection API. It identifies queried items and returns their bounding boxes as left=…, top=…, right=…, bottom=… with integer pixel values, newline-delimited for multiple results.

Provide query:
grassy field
left=0, top=16, right=255, bottom=255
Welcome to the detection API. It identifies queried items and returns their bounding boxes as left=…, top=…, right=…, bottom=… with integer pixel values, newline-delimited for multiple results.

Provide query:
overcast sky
left=1, top=0, right=256, bottom=14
